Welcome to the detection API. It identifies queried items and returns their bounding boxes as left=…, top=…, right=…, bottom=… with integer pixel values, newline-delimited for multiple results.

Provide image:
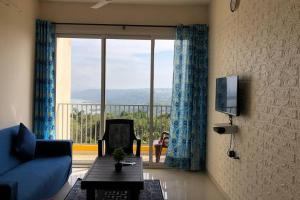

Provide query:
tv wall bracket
left=213, top=115, right=240, bottom=159
left=213, top=123, right=238, bottom=134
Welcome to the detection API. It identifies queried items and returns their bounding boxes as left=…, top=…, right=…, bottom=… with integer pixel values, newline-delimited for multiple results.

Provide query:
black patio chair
left=98, top=119, right=141, bottom=157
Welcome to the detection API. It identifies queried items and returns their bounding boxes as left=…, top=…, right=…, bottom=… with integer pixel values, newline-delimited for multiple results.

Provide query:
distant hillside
left=72, top=88, right=172, bottom=105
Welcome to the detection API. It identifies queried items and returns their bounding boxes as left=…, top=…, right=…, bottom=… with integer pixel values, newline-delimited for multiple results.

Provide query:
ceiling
left=41, top=0, right=210, bottom=6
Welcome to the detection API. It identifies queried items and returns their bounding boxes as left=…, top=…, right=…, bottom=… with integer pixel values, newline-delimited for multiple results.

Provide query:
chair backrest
left=102, top=119, right=136, bottom=155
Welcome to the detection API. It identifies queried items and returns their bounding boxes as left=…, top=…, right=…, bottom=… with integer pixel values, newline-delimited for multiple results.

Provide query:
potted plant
left=112, top=148, right=126, bottom=172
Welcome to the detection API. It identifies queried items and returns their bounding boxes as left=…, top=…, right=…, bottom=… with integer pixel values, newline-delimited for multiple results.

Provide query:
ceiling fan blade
left=91, top=0, right=112, bottom=9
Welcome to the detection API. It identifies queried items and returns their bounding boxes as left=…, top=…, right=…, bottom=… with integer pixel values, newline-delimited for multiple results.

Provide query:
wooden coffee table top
left=81, top=156, right=144, bottom=190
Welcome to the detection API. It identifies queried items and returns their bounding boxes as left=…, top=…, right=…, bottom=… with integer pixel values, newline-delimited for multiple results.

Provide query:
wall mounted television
left=215, top=76, right=239, bottom=116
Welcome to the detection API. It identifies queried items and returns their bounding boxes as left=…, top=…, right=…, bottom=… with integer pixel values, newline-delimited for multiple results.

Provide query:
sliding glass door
left=56, top=36, right=174, bottom=165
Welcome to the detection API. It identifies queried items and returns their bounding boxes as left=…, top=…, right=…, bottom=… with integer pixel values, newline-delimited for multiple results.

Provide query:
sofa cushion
left=0, top=126, right=22, bottom=176
left=15, top=123, right=36, bottom=161
left=0, top=156, right=72, bottom=200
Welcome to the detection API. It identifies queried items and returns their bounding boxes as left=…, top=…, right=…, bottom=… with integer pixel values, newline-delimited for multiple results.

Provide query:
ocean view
left=71, top=88, right=172, bottom=105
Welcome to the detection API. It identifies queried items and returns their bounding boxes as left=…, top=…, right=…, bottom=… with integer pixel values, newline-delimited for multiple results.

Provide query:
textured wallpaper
left=207, top=0, right=299, bottom=199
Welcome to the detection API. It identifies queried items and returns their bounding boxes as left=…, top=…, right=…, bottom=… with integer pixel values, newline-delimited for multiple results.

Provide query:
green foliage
left=112, top=148, right=126, bottom=162
left=69, top=106, right=170, bottom=144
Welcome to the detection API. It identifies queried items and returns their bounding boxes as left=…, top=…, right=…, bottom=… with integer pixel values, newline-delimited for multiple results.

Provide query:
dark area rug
left=65, top=179, right=164, bottom=200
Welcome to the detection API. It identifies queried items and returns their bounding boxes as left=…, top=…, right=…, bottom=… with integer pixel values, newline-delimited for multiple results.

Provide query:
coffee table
left=81, top=156, right=144, bottom=200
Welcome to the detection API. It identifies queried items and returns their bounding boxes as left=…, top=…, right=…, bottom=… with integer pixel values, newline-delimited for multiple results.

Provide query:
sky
left=71, top=38, right=174, bottom=92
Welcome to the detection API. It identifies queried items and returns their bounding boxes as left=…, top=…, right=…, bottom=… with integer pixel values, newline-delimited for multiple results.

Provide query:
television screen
left=215, top=76, right=239, bottom=116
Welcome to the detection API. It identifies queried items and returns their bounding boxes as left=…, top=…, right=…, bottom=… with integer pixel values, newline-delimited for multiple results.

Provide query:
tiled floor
left=54, top=168, right=225, bottom=200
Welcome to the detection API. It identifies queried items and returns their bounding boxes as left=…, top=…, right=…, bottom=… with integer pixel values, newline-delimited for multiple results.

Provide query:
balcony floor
left=72, top=144, right=167, bottom=166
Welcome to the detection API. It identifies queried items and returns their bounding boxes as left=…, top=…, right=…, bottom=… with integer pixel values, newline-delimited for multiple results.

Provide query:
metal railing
left=56, top=103, right=171, bottom=144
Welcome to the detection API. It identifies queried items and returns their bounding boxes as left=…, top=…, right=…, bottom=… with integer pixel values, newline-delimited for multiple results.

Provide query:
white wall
left=0, top=0, right=38, bottom=129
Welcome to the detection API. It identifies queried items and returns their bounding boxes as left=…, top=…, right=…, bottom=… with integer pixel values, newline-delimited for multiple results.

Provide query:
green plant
left=112, top=148, right=126, bottom=163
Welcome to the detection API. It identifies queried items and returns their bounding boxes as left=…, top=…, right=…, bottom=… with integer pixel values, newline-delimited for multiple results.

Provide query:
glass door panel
left=56, top=38, right=102, bottom=163
left=105, top=39, right=151, bottom=161
left=153, top=40, right=174, bottom=163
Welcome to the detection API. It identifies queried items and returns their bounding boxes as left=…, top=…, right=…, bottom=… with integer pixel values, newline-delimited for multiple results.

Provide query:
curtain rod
left=53, top=22, right=185, bottom=28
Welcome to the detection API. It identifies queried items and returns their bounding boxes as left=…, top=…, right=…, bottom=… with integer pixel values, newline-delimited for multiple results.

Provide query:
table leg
left=86, top=189, right=95, bottom=200
left=132, top=190, right=140, bottom=200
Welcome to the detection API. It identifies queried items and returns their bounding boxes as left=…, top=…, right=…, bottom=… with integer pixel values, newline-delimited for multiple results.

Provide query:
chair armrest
left=136, top=139, right=141, bottom=157
left=0, top=182, right=18, bottom=200
left=98, top=139, right=103, bottom=157
left=35, top=140, right=72, bottom=158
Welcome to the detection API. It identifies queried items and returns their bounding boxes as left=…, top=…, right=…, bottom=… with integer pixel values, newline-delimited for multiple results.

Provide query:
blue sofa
left=0, top=125, right=72, bottom=200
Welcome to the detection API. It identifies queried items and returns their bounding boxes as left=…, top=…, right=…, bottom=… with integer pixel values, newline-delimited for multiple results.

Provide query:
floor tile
left=54, top=168, right=226, bottom=200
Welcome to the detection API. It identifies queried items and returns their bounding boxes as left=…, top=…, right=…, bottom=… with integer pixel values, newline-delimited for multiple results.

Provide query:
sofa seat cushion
left=0, top=156, right=71, bottom=200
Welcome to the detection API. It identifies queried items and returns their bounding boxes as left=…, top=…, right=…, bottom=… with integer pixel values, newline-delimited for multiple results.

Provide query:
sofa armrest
left=35, top=140, right=72, bottom=158
left=0, top=182, right=18, bottom=200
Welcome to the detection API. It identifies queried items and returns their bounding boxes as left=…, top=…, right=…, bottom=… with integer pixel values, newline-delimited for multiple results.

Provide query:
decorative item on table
left=112, top=148, right=126, bottom=172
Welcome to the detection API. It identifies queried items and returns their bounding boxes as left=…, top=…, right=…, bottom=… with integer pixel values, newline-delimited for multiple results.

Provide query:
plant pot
left=115, top=162, right=122, bottom=172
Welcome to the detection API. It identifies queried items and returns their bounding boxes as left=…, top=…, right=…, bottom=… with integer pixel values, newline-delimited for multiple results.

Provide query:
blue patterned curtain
left=165, top=25, right=208, bottom=171
left=33, top=20, right=56, bottom=139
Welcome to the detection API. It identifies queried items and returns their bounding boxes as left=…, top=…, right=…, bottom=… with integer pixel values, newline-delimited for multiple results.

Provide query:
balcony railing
left=56, top=103, right=171, bottom=145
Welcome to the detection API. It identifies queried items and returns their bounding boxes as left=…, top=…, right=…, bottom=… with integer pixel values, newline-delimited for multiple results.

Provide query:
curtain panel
left=165, top=25, right=208, bottom=171
left=33, top=20, right=56, bottom=139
